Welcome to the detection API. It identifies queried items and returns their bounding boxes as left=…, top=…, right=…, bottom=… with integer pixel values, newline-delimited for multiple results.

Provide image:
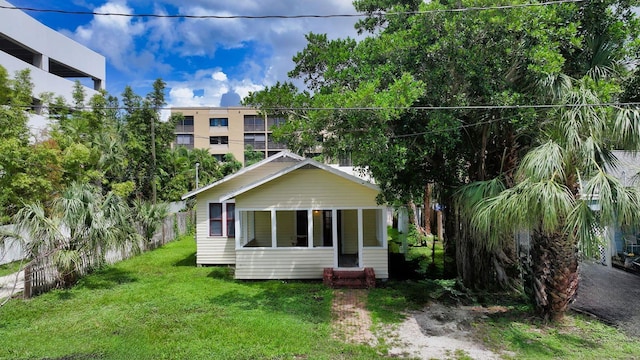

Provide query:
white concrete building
left=0, top=0, right=105, bottom=127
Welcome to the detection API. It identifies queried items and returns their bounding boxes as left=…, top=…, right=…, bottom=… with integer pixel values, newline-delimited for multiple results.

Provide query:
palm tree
left=13, top=182, right=139, bottom=287
left=132, top=199, right=169, bottom=250
left=466, top=79, right=640, bottom=320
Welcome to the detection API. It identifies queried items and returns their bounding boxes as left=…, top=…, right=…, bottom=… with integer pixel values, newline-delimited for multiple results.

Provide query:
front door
left=337, top=210, right=359, bottom=267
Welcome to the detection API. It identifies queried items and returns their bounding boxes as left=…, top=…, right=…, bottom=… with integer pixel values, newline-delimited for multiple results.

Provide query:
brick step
left=323, top=267, right=376, bottom=289
left=332, top=271, right=366, bottom=280
left=332, top=278, right=368, bottom=289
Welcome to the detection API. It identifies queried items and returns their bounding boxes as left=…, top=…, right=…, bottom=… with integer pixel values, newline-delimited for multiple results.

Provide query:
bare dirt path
left=0, top=270, right=24, bottom=301
left=331, top=289, right=503, bottom=359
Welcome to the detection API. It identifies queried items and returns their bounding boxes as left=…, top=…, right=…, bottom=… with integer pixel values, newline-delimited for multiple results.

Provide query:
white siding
left=196, top=236, right=236, bottom=265
left=363, top=209, right=380, bottom=246
left=235, top=248, right=334, bottom=279
left=362, top=248, right=389, bottom=279
left=235, top=169, right=379, bottom=209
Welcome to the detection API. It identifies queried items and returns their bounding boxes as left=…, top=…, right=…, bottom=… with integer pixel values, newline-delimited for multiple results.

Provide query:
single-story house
left=605, top=151, right=640, bottom=263
left=182, top=151, right=389, bottom=281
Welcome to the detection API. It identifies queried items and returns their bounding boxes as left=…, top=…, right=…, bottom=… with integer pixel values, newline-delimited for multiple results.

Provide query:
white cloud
left=63, top=1, right=169, bottom=76
left=212, top=71, right=227, bottom=81
left=60, top=1, right=361, bottom=105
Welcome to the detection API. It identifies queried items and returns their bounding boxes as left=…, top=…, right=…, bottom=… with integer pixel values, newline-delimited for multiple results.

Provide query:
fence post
left=23, top=264, right=31, bottom=299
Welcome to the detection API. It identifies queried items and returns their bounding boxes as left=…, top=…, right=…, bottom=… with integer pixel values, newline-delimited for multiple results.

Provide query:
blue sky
left=10, top=0, right=360, bottom=108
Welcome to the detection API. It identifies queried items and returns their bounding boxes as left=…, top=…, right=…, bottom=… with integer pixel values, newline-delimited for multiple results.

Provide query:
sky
left=9, top=0, right=361, bottom=109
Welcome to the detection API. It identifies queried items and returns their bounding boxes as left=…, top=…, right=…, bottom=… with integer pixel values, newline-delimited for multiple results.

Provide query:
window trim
left=209, top=200, right=236, bottom=237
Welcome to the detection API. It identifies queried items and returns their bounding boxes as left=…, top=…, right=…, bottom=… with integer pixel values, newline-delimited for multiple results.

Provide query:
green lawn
left=0, top=236, right=384, bottom=360
left=2, top=234, right=640, bottom=360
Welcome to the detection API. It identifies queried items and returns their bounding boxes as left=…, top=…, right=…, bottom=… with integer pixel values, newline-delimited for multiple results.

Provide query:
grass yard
left=0, top=235, right=384, bottom=360
left=3, top=232, right=640, bottom=360
left=0, top=260, right=23, bottom=277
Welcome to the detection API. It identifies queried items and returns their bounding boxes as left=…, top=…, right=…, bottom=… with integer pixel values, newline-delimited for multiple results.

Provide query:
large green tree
left=245, top=0, right=640, bottom=309
left=0, top=67, right=63, bottom=223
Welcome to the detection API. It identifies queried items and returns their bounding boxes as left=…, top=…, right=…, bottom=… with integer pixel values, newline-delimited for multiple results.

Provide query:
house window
left=227, top=203, right=235, bottom=237
left=209, top=203, right=223, bottom=236
left=210, top=118, right=228, bottom=127
left=176, top=134, right=194, bottom=149
left=209, top=202, right=235, bottom=237
left=244, top=115, right=265, bottom=131
left=176, top=116, right=194, bottom=132
left=210, top=136, right=229, bottom=145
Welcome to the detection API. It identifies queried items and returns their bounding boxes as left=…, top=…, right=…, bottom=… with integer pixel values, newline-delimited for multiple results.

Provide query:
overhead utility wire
left=0, top=0, right=584, bottom=19
left=25, top=102, right=640, bottom=112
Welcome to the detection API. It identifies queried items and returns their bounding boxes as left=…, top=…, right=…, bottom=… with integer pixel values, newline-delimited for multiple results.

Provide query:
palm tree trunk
left=531, top=230, right=579, bottom=321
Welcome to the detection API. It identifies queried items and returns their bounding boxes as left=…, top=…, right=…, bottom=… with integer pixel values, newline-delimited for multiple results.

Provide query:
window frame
left=209, top=117, right=229, bottom=127
left=209, top=201, right=236, bottom=237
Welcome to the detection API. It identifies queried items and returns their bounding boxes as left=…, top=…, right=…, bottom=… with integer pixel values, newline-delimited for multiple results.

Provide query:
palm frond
left=517, top=141, right=565, bottom=182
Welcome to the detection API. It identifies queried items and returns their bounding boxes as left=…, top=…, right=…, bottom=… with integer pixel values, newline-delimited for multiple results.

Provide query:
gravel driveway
left=572, top=261, right=640, bottom=336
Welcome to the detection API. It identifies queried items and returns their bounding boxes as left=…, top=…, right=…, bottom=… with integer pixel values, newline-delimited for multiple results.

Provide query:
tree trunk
left=408, top=201, right=425, bottom=236
left=531, top=230, right=579, bottom=321
left=424, top=183, right=433, bottom=235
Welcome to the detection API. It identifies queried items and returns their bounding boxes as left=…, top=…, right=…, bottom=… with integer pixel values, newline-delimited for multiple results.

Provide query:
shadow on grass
left=77, top=267, right=137, bottom=290
left=501, top=326, right=599, bottom=358
left=208, top=280, right=331, bottom=324
left=207, top=266, right=234, bottom=281
left=173, top=252, right=196, bottom=267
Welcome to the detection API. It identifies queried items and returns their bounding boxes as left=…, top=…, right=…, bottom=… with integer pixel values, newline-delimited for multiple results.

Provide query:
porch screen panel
left=253, top=211, right=272, bottom=246
left=276, top=211, right=296, bottom=247
left=363, top=209, right=381, bottom=246
left=313, top=210, right=333, bottom=247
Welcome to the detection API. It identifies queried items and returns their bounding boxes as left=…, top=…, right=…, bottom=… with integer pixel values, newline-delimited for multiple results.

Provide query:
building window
left=226, top=203, right=235, bottom=237
left=267, top=134, right=286, bottom=150
left=267, top=117, right=286, bottom=129
left=210, top=136, right=229, bottom=145
left=209, top=203, right=223, bottom=236
left=176, top=134, right=194, bottom=149
left=212, top=154, right=224, bottom=162
left=244, top=133, right=266, bottom=150
left=210, top=118, right=228, bottom=127
left=176, top=116, right=194, bottom=132
left=244, top=115, right=265, bottom=131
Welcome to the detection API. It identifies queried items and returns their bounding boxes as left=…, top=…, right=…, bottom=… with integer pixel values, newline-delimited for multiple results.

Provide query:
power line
left=24, top=102, right=640, bottom=112
left=0, top=0, right=585, bottom=20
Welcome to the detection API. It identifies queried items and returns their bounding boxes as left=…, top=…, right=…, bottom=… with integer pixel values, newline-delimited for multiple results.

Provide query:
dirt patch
left=385, top=303, right=505, bottom=359
left=331, top=289, right=505, bottom=359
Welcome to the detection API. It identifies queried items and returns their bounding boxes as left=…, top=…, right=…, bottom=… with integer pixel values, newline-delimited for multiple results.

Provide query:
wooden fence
left=23, top=211, right=194, bottom=298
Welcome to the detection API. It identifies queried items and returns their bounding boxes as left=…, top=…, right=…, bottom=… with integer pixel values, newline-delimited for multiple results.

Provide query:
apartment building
left=171, top=107, right=288, bottom=164
left=0, top=0, right=105, bottom=122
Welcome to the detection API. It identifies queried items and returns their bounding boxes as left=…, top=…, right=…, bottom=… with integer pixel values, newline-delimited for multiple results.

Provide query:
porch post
left=235, top=209, right=241, bottom=249
left=380, top=207, right=388, bottom=249
left=358, top=208, right=363, bottom=266
left=332, top=209, right=338, bottom=267
left=271, top=209, right=277, bottom=248
left=307, top=209, right=314, bottom=248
